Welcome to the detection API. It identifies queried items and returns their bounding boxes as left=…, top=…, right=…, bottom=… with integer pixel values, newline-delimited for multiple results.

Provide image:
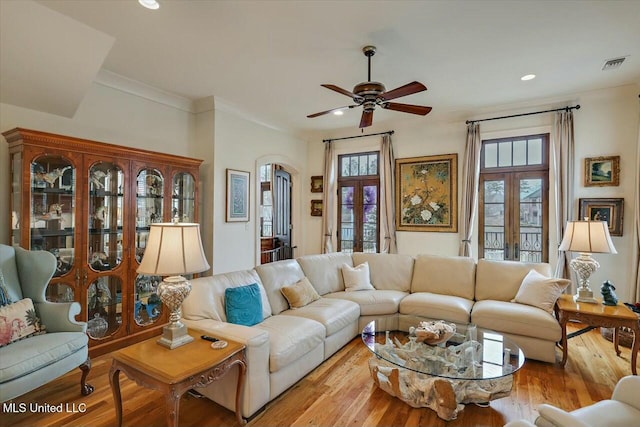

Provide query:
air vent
left=602, top=57, right=627, bottom=71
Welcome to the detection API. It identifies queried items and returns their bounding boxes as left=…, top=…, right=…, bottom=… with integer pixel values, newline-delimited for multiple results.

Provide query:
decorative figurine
left=600, top=281, right=618, bottom=306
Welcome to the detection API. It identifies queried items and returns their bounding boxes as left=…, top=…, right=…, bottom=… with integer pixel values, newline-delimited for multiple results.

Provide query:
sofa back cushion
left=410, top=254, right=476, bottom=300
left=255, top=259, right=306, bottom=315
left=475, top=259, right=553, bottom=301
left=297, top=253, right=353, bottom=295
left=352, top=253, right=414, bottom=292
left=182, top=269, right=272, bottom=322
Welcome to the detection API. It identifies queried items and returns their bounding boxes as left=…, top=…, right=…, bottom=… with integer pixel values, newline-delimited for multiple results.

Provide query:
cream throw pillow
left=280, top=277, right=320, bottom=309
left=342, top=262, right=375, bottom=292
left=512, top=269, right=571, bottom=313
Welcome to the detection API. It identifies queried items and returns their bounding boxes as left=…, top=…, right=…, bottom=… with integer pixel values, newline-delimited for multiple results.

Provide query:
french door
left=479, top=171, right=548, bottom=262
left=338, top=179, right=379, bottom=253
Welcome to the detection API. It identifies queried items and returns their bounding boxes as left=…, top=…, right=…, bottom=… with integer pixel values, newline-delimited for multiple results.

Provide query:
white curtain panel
left=553, top=110, right=576, bottom=287
left=458, top=123, right=482, bottom=257
left=634, top=104, right=640, bottom=302
left=322, top=141, right=336, bottom=253
left=380, top=134, right=398, bottom=253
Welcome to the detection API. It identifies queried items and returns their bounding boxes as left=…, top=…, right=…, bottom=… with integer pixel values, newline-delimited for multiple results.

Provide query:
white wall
left=303, top=84, right=640, bottom=300
left=212, top=108, right=307, bottom=274
left=0, top=82, right=195, bottom=245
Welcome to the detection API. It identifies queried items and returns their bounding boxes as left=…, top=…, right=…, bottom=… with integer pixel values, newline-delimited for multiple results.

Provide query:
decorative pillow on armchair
left=512, top=269, right=572, bottom=313
left=281, top=277, right=320, bottom=309
left=0, top=298, right=46, bottom=347
left=225, top=284, right=263, bottom=326
left=341, top=262, right=375, bottom=292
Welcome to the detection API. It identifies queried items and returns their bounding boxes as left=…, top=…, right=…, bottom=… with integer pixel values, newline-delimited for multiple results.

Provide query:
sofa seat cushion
left=570, top=399, right=640, bottom=427
left=0, top=332, right=88, bottom=383
left=280, top=298, right=359, bottom=337
left=255, top=315, right=324, bottom=372
left=325, top=290, right=408, bottom=316
left=399, top=292, right=473, bottom=324
left=471, top=300, right=561, bottom=341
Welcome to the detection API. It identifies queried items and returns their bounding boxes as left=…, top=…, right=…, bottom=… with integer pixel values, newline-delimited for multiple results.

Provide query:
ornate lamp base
left=569, top=253, right=599, bottom=304
left=573, top=287, right=598, bottom=304
left=156, top=275, right=194, bottom=349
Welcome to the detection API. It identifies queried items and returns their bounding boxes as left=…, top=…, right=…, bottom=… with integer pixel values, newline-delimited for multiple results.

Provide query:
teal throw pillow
left=225, top=284, right=263, bottom=327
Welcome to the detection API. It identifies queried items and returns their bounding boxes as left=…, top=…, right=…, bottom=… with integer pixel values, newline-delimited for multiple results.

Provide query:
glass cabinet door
left=136, top=168, right=164, bottom=263
left=30, top=155, right=76, bottom=277
left=172, top=172, right=196, bottom=222
left=86, top=276, right=122, bottom=339
left=10, top=151, right=22, bottom=247
left=88, top=162, right=124, bottom=272
left=133, top=274, right=162, bottom=326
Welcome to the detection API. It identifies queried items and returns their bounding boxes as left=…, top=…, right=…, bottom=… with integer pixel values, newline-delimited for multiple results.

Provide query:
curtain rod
left=323, top=130, right=394, bottom=143
left=466, top=105, right=580, bottom=125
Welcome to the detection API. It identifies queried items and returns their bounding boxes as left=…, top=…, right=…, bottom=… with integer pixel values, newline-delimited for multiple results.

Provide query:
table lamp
left=137, top=222, right=210, bottom=348
left=558, top=219, right=617, bottom=303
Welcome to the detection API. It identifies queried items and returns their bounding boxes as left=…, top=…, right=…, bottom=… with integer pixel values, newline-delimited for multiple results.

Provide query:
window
left=338, top=152, right=379, bottom=253
left=479, top=134, right=549, bottom=262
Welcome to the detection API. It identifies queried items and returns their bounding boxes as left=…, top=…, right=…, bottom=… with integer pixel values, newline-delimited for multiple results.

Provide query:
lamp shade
left=137, top=223, right=210, bottom=276
left=558, top=220, right=617, bottom=254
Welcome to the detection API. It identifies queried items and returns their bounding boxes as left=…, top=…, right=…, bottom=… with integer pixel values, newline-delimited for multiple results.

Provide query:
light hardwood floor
left=2, top=323, right=634, bottom=427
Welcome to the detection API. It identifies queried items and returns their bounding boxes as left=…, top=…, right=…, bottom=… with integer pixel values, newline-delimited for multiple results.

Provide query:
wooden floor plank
left=1, top=323, right=633, bottom=426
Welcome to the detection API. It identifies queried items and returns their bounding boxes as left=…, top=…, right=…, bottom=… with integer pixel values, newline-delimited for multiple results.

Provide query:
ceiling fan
left=307, top=46, right=432, bottom=128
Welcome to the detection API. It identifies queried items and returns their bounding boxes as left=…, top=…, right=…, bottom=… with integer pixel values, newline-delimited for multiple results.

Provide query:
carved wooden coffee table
left=109, top=329, right=246, bottom=426
left=362, top=320, right=525, bottom=421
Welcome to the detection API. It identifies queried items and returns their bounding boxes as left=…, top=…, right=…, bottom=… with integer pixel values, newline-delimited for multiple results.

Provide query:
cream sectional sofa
left=181, top=252, right=559, bottom=419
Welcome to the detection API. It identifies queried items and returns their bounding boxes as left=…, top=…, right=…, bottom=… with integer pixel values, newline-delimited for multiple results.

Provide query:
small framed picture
left=579, top=198, right=624, bottom=236
left=310, top=199, right=323, bottom=216
left=226, top=169, right=250, bottom=222
left=310, top=176, right=324, bottom=193
left=584, top=156, right=620, bottom=187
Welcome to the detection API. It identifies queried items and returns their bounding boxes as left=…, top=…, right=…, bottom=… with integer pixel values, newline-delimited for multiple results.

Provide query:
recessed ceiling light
left=521, top=74, right=536, bottom=81
left=139, top=0, right=160, bottom=10
left=333, top=110, right=344, bottom=116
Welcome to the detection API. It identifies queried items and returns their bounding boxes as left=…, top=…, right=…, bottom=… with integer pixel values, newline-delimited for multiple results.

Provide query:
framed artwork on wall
left=310, top=176, right=323, bottom=193
left=395, top=153, right=458, bottom=232
left=226, top=169, right=250, bottom=222
left=578, top=198, right=624, bottom=236
left=310, top=199, right=323, bottom=217
left=584, top=155, right=620, bottom=187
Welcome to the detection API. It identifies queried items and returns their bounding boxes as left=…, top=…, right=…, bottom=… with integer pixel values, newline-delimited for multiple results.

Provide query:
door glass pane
left=171, top=172, right=195, bottom=222
left=483, top=180, right=505, bottom=260
left=88, top=162, right=124, bottom=271
left=134, top=274, right=162, bottom=326
left=30, top=155, right=75, bottom=277
left=136, top=169, right=164, bottom=263
left=340, top=186, right=355, bottom=253
left=519, top=178, right=543, bottom=262
left=362, top=185, right=377, bottom=253
left=498, top=142, right=512, bottom=167
left=87, top=276, right=122, bottom=339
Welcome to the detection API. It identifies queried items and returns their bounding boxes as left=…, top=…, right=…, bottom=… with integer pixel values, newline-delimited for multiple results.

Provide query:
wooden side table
left=555, top=294, right=639, bottom=375
left=109, top=329, right=246, bottom=426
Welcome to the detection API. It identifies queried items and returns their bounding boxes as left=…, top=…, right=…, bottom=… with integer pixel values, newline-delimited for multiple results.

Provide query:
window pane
left=369, top=154, right=378, bottom=175
left=359, top=155, right=368, bottom=175
left=484, top=144, right=497, bottom=168
left=350, top=157, right=359, bottom=176
left=341, top=157, right=350, bottom=177
left=528, top=138, right=542, bottom=164
left=484, top=180, right=504, bottom=203
left=498, top=142, right=511, bottom=167
left=513, top=140, right=527, bottom=166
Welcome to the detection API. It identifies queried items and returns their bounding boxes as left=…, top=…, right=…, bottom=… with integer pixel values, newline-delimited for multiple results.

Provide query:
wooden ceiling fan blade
left=321, top=84, right=356, bottom=98
left=383, top=102, right=432, bottom=115
left=380, top=81, right=427, bottom=101
left=359, top=110, right=373, bottom=128
left=307, top=105, right=357, bottom=118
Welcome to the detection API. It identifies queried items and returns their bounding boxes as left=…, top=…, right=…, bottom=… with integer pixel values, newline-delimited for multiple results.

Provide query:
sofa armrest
left=35, top=301, right=86, bottom=333
left=611, top=375, right=640, bottom=410
left=536, top=404, right=590, bottom=427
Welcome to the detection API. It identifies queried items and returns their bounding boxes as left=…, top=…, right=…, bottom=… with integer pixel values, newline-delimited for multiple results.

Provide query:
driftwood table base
left=368, top=357, right=513, bottom=421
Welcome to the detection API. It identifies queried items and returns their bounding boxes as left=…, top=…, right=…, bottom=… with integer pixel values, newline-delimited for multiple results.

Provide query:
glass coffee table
left=362, top=320, right=525, bottom=421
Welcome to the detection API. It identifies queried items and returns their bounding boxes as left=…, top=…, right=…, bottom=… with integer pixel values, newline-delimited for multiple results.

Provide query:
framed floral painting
left=395, top=154, right=458, bottom=232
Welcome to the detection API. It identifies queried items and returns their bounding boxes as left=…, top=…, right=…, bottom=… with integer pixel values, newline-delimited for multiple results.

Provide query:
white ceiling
left=2, top=0, right=640, bottom=135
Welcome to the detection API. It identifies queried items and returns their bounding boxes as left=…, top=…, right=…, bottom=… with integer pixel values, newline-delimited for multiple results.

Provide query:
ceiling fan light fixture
left=138, top=0, right=160, bottom=10
left=521, top=74, right=536, bottom=81
left=333, top=110, right=344, bottom=116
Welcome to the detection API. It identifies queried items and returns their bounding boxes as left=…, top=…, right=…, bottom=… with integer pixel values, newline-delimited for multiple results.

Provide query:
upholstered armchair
left=0, top=244, right=93, bottom=402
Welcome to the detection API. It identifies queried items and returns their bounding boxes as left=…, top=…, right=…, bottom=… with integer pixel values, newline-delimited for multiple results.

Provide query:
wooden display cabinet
left=3, top=128, right=203, bottom=356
